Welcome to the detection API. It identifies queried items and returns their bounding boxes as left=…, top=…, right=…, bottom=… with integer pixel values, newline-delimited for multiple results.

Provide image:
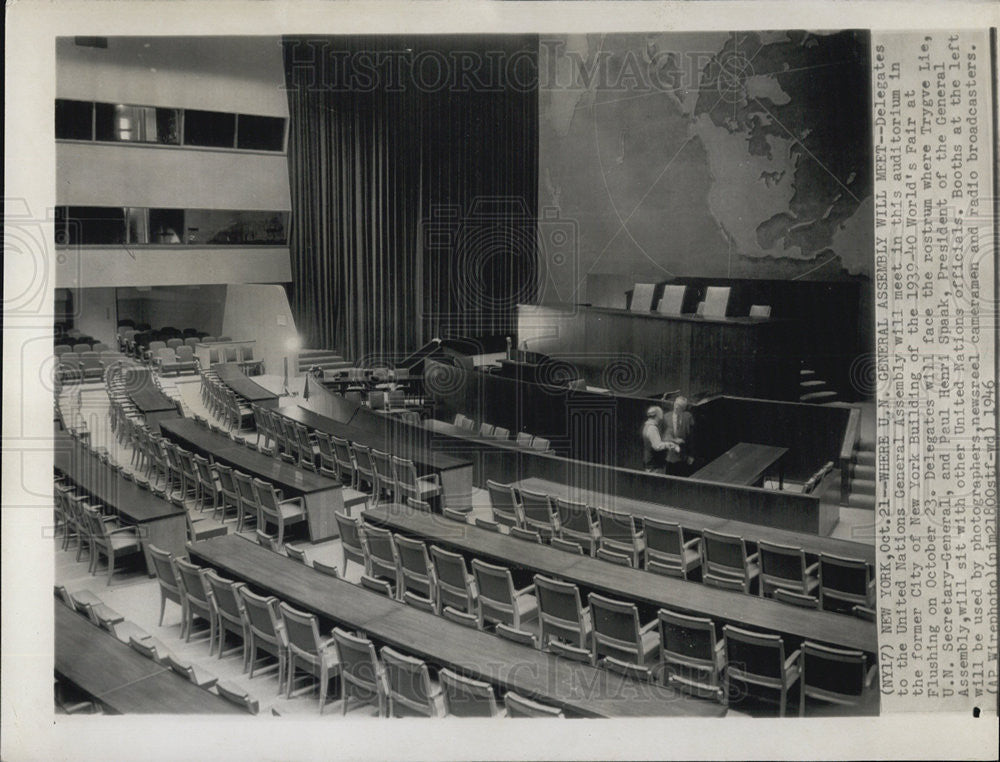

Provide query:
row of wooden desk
left=276, top=404, right=474, bottom=512
left=54, top=429, right=187, bottom=569
left=516, top=476, right=876, bottom=566
left=55, top=603, right=241, bottom=714
left=122, top=367, right=180, bottom=433
left=158, top=418, right=343, bottom=542
left=362, top=504, right=877, bottom=654
left=214, top=363, right=279, bottom=408
left=189, top=535, right=725, bottom=718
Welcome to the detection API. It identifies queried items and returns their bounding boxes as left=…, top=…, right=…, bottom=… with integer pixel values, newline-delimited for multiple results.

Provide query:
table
left=278, top=405, right=474, bottom=512
left=55, top=603, right=242, bottom=714
left=54, top=430, right=187, bottom=570
left=517, top=476, right=875, bottom=565
left=363, top=504, right=878, bottom=653
left=692, top=442, right=788, bottom=489
left=122, top=367, right=180, bottom=432
left=214, top=363, right=279, bottom=407
left=188, top=535, right=725, bottom=718
left=159, top=418, right=343, bottom=542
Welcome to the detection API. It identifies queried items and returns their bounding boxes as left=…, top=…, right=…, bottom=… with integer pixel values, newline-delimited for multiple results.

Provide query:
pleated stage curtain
left=283, top=35, right=538, bottom=363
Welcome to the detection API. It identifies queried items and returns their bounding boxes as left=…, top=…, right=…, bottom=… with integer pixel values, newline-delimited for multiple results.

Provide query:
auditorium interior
left=52, top=32, right=881, bottom=719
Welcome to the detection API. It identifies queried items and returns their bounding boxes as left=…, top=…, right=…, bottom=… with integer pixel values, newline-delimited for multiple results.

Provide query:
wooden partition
left=517, top=303, right=799, bottom=400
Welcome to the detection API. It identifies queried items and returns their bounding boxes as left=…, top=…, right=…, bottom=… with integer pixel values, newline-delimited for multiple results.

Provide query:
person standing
left=641, top=405, right=675, bottom=473
left=663, top=396, right=695, bottom=476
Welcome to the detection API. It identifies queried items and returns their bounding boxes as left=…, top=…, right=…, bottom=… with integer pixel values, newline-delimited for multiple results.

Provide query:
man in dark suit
left=663, top=396, right=695, bottom=476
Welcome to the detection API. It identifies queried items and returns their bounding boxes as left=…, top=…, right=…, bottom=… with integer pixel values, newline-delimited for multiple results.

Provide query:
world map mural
left=537, top=30, right=872, bottom=305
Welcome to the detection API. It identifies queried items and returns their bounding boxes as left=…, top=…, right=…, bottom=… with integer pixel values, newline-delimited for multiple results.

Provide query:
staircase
left=798, top=366, right=839, bottom=403
left=297, top=349, right=353, bottom=374
left=822, top=436, right=876, bottom=510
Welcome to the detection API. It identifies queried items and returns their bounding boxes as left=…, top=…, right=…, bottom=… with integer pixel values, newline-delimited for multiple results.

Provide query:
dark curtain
left=283, top=35, right=538, bottom=362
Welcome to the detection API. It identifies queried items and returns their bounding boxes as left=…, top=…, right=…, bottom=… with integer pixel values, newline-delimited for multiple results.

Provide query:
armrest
left=683, top=537, right=701, bottom=550
left=639, top=620, right=658, bottom=635
left=515, top=583, right=536, bottom=597
left=746, top=552, right=760, bottom=564
left=804, top=562, right=819, bottom=576
left=86, top=602, right=124, bottom=626
left=107, top=525, right=140, bottom=538
left=278, top=496, right=305, bottom=507
left=784, top=649, right=802, bottom=673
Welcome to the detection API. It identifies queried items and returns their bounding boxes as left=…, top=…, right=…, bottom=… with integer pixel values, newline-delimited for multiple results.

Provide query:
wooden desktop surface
left=516, top=476, right=874, bottom=565
left=691, top=442, right=788, bottom=486
left=122, top=368, right=179, bottom=414
left=214, top=363, right=279, bottom=404
left=55, top=603, right=242, bottom=714
left=363, top=504, right=877, bottom=653
left=188, top=535, right=725, bottom=718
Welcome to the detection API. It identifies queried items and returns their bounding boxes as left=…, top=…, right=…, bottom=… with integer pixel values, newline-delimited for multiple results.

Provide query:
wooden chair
left=519, top=488, right=559, bottom=539
left=215, top=680, right=260, bottom=714
left=486, top=480, right=523, bottom=528
left=82, top=506, right=143, bottom=585
left=204, top=569, right=249, bottom=666
left=312, top=558, right=340, bottom=578
left=359, top=523, right=399, bottom=591
left=174, top=557, right=217, bottom=649
left=588, top=592, right=658, bottom=668
left=798, top=640, right=877, bottom=716
left=504, top=692, right=564, bottom=718
left=148, top=544, right=184, bottom=629
left=381, top=646, right=445, bottom=717
left=392, top=455, right=441, bottom=508
left=429, top=545, right=478, bottom=615
left=596, top=507, right=645, bottom=568
left=818, top=553, right=875, bottom=614
left=554, top=497, right=598, bottom=555
left=334, top=511, right=367, bottom=574
left=439, top=668, right=500, bottom=717
left=534, top=574, right=592, bottom=650
left=471, top=558, right=538, bottom=630
left=394, top=533, right=436, bottom=602
left=658, top=608, right=726, bottom=702
left=644, top=517, right=701, bottom=579
left=332, top=627, right=387, bottom=716
left=701, top=529, right=759, bottom=594
left=723, top=624, right=800, bottom=716
left=253, top=477, right=307, bottom=547
left=369, top=449, right=397, bottom=507
left=240, top=589, right=289, bottom=692
left=279, top=602, right=341, bottom=712
left=232, top=470, right=262, bottom=533
left=758, top=540, right=819, bottom=599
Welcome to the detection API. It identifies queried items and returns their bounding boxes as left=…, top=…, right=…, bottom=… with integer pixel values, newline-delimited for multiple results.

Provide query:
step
left=855, top=450, right=875, bottom=467
left=799, top=368, right=816, bottom=377
left=852, top=463, right=875, bottom=480
left=799, top=390, right=838, bottom=402
left=823, top=485, right=876, bottom=509
left=800, top=379, right=827, bottom=388
left=299, top=349, right=345, bottom=361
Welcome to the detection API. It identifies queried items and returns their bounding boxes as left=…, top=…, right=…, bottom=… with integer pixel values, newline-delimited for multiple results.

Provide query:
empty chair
left=392, top=455, right=441, bottom=507
left=723, top=625, right=800, bottom=716
left=554, top=497, right=598, bottom=555
left=515, top=432, right=533, bottom=447
left=280, top=602, right=341, bottom=712
left=478, top=422, right=495, bottom=437
left=657, top=284, right=687, bottom=315
left=702, top=286, right=731, bottom=317
left=504, top=692, right=564, bottom=718
left=204, top=569, right=248, bottom=665
left=360, top=574, right=394, bottom=598
left=238, top=344, right=263, bottom=375
left=82, top=507, right=143, bottom=585
left=596, top=507, right=645, bottom=568
left=213, top=463, right=241, bottom=524
left=643, top=517, right=701, bottom=579
left=232, top=470, right=261, bottom=533
left=494, top=623, right=538, bottom=649
left=529, top=436, right=551, bottom=451
left=174, top=557, right=217, bottom=648
left=368, top=449, right=397, bottom=506
left=758, top=540, right=819, bottom=599
left=163, top=653, right=219, bottom=689
left=491, top=426, right=510, bottom=440
left=443, top=507, right=470, bottom=523
left=253, top=478, right=307, bottom=547
left=215, top=680, right=260, bottom=714
left=240, top=589, right=289, bottom=690
left=472, top=558, right=538, bottom=630
left=588, top=592, right=658, bottom=668
left=550, top=537, right=584, bottom=554
left=439, top=668, right=500, bottom=717
left=394, top=533, right=436, bottom=602
left=452, top=413, right=473, bottom=429
left=166, top=338, right=183, bottom=350
left=595, top=547, right=633, bottom=567
left=325, top=434, right=356, bottom=486
left=773, top=588, right=820, bottom=608
left=381, top=646, right=445, bottom=717
left=799, top=640, right=878, bottom=716
left=818, top=553, right=875, bottom=614
left=129, top=634, right=174, bottom=664
left=334, top=511, right=367, bottom=574
left=474, top=517, right=501, bottom=533
left=402, top=591, right=436, bottom=612
left=332, top=627, right=387, bottom=716
left=534, top=574, right=592, bottom=650
left=510, top=526, right=543, bottom=543
left=184, top=336, right=201, bottom=347
left=429, top=545, right=477, bottom=615
left=284, top=543, right=309, bottom=565
left=312, top=558, right=340, bottom=578
left=519, top=489, right=559, bottom=539
left=701, top=529, right=759, bottom=594
left=148, top=544, right=185, bottom=629
left=749, top=304, right=772, bottom=318
left=54, top=344, right=73, bottom=357
left=658, top=608, right=725, bottom=702
left=359, top=523, right=399, bottom=590
left=486, top=480, right=523, bottom=528
left=73, top=341, right=93, bottom=354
